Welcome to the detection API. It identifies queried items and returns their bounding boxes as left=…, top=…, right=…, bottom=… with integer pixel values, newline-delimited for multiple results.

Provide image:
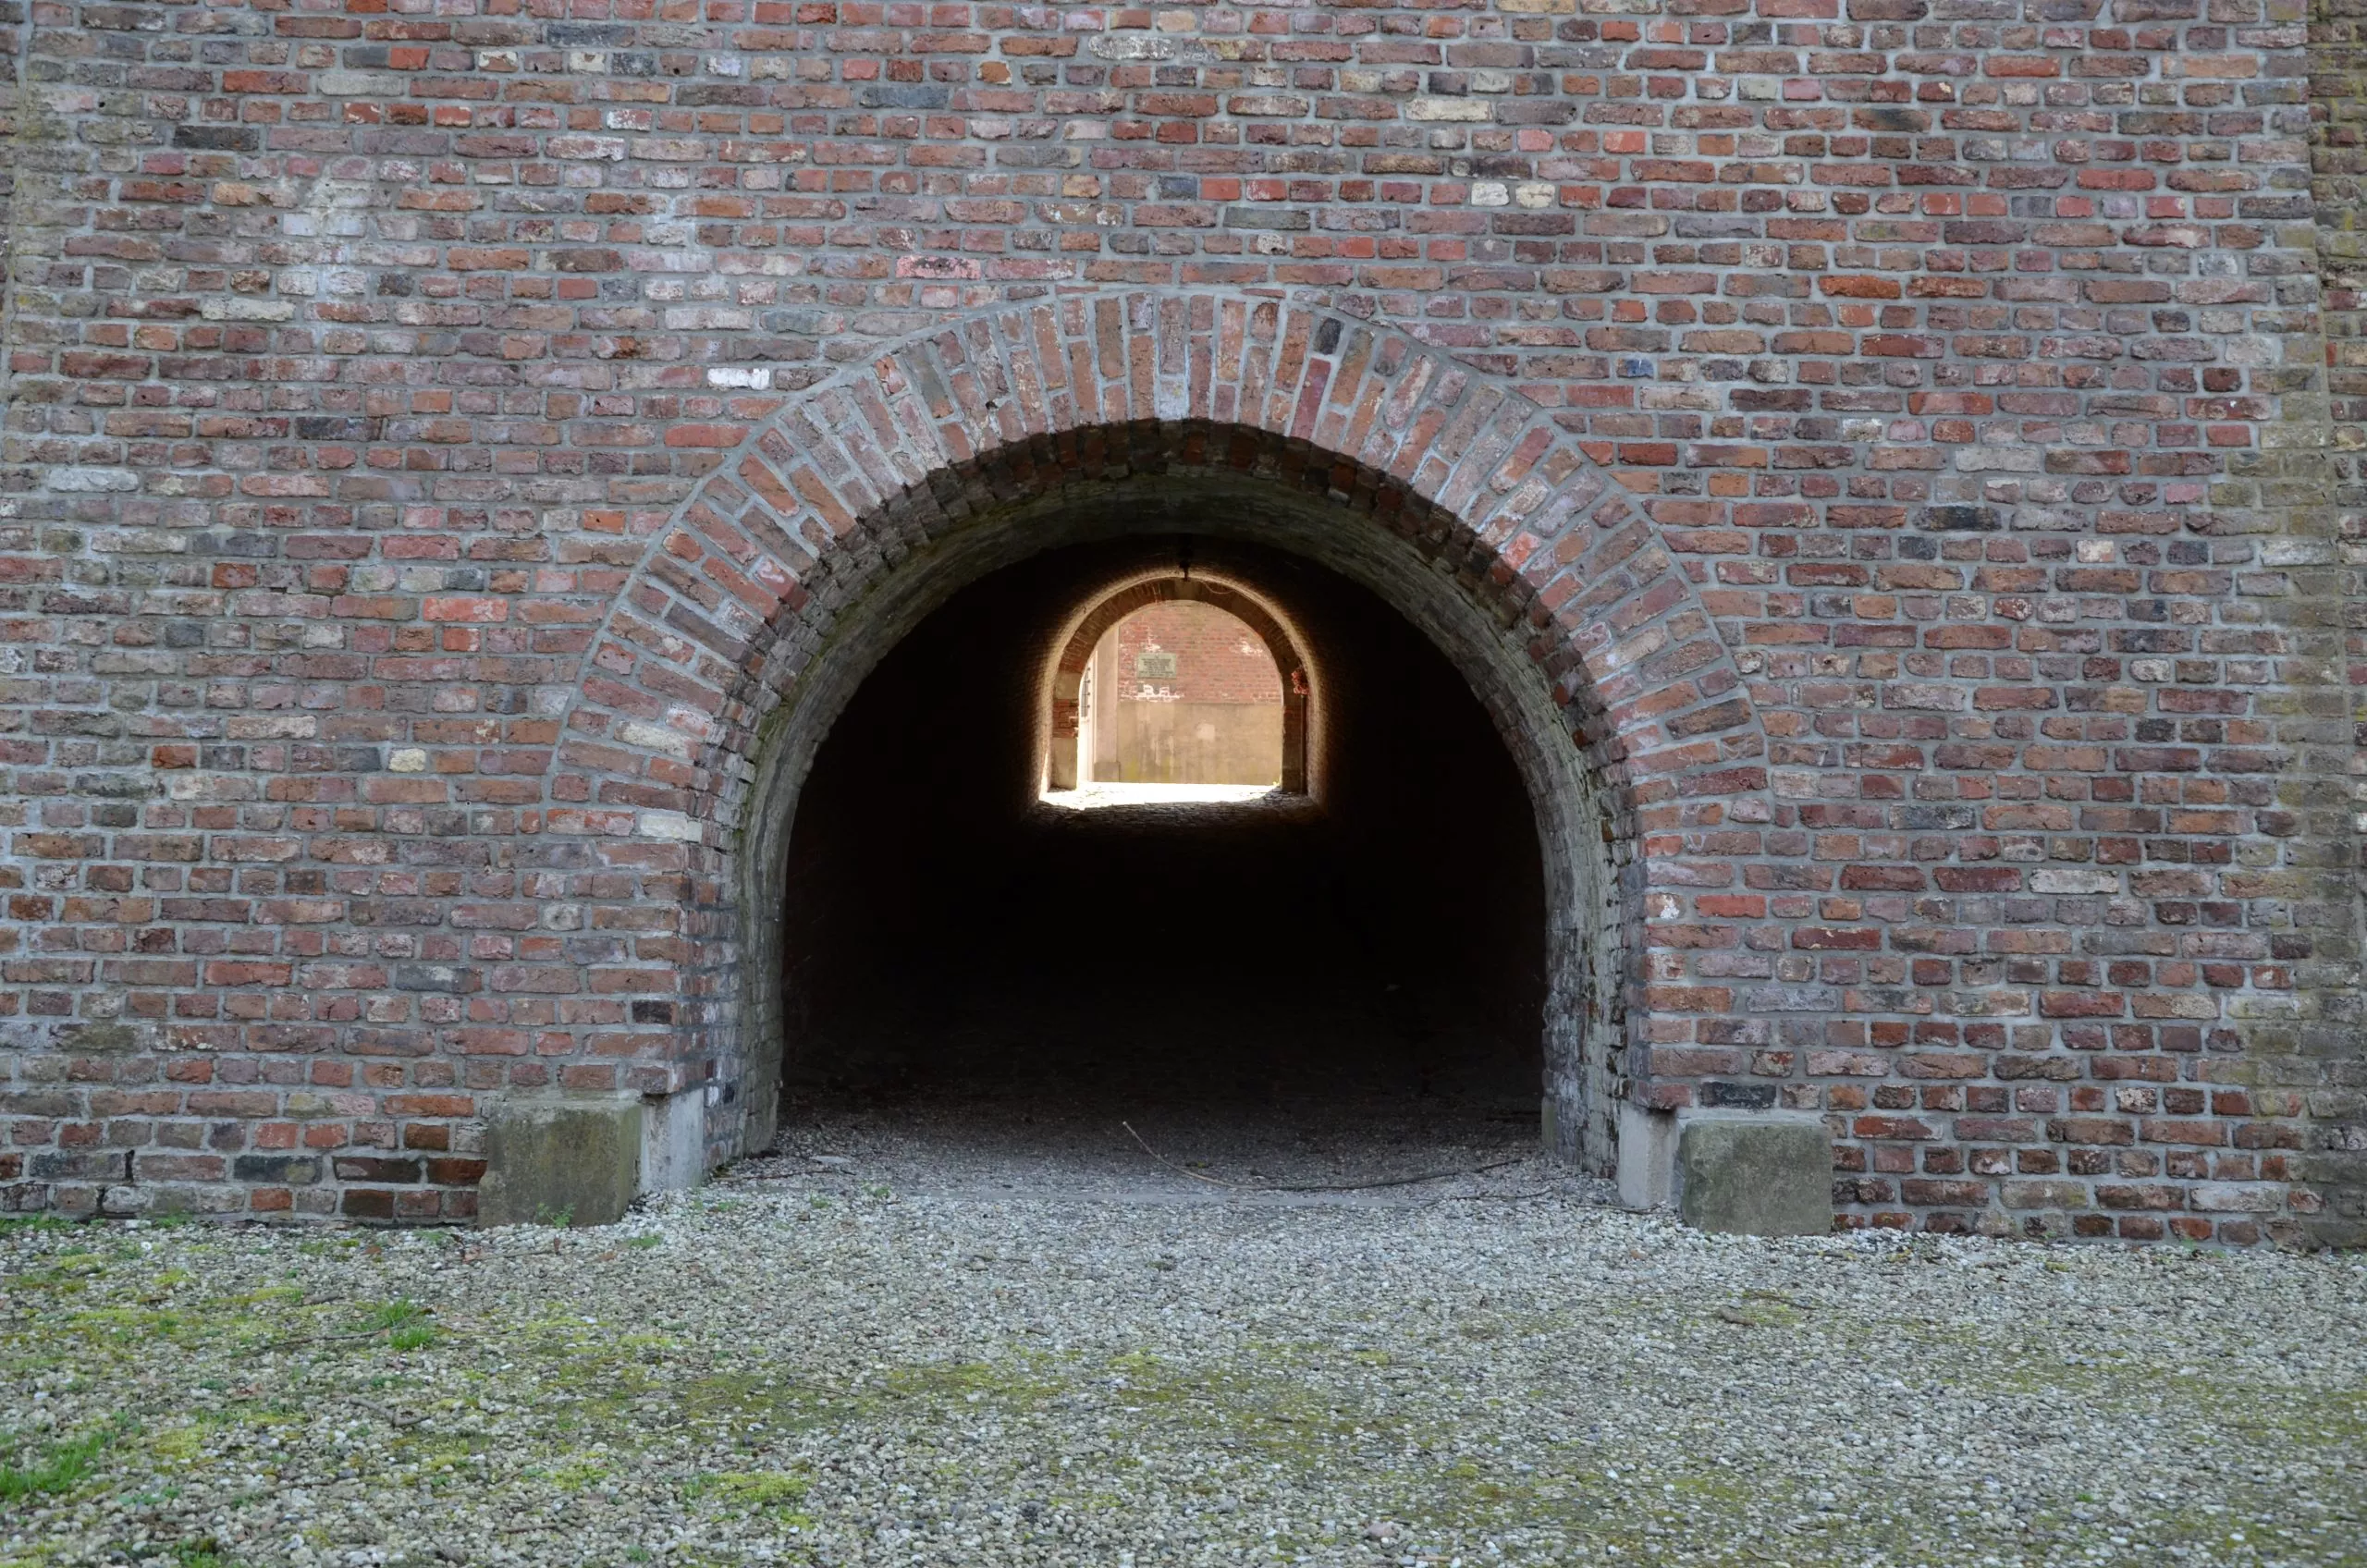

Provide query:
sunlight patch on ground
left=1043, top=781, right=1279, bottom=809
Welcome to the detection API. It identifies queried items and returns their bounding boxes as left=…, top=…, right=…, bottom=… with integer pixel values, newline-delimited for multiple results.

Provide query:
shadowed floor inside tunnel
left=773, top=537, right=1550, bottom=1131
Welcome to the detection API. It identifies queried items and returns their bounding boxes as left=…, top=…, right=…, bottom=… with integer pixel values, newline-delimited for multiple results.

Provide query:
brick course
left=0, top=0, right=2357, bottom=1241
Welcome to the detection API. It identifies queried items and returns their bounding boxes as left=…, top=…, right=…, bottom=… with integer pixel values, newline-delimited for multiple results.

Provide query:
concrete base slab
left=641, top=1086, right=707, bottom=1195
left=1615, top=1103, right=1676, bottom=1210
left=1617, top=1106, right=1832, bottom=1236
left=480, top=1097, right=644, bottom=1228
left=1676, top=1114, right=1833, bottom=1237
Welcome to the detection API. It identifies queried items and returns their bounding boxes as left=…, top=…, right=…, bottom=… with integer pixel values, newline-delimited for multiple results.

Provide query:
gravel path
left=4, top=1104, right=2362, bottom=1567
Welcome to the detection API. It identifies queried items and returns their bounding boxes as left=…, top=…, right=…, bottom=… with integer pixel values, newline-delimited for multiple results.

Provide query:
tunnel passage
left=774, top=538, right=1549, bottom=1116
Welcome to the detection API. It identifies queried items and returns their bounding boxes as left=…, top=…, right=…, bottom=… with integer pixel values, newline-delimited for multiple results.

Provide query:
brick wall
left=0, top=0, right=2358, bottom=1241
left=1106, top=600, right=1282, bottom=705
left=1093, top=599, right=1285, bottom=780
left=2311, top=0, right=2367, bottom=1244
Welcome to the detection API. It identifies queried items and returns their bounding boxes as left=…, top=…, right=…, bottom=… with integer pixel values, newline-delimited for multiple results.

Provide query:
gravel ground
left=4, top=1102, right=2363, bottom=1568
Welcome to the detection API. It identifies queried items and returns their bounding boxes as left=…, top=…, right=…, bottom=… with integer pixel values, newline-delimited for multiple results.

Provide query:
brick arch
left=554, top=291, right=1774, bottom=1170
left=1044, top=573, right=1311, bottom=796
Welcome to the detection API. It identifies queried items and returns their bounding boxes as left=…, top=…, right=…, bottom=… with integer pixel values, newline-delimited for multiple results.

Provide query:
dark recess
left=776, top=539, right=1548, bottom=1114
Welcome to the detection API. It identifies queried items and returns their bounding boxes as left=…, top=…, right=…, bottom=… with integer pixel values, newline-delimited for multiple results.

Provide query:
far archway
left=1045, top=573, right=1311, bottom=796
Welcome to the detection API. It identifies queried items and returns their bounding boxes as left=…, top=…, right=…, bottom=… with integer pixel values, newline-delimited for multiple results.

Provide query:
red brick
left=0, top=4, right=2341, bottom=1252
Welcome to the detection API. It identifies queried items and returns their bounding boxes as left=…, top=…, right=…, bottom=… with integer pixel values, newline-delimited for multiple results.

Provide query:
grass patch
left=546, top=1457, right=609, bottom=1490
left=17, top=1251, right=106, bottom=1291
left=876, top=1357, right=1061, bottom=1409
left=0, top=1214, right=77, bottom=1234
left=350, top=1298, right=428, bottom=1334
left=0, top=1421, right=122, bottom=1501
left=148, top=1426, right=209, bottom=1464
left=690, top=1469, right=812, bottom=1507
left=687, top=1468, right=818, bottom=1529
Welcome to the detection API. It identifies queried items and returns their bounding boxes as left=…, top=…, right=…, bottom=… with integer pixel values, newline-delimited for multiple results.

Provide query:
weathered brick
left=0, top=0, right=2348, bottom=1251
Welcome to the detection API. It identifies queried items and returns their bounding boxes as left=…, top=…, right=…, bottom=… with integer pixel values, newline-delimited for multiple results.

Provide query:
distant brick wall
left=1093, top=598, right=1284, bottom=781
left=0, top=0, right=2356, bottom=1241
left=1107, top=601, right=1282, bottom=705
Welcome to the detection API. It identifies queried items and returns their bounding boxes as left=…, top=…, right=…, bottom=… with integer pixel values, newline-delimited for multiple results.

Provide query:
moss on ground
left=2, top=1213, right=2361, bottom=1567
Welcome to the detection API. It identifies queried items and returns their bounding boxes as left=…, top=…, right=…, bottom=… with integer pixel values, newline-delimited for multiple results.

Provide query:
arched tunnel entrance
left=560, top=306, right=1780, bottom=1210
left=775, top=539, right=1549, bottom=1120
left=705, top=415, right=1654, bottom=1183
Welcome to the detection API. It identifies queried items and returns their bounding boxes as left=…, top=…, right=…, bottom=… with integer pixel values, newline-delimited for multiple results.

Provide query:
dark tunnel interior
left=775, top=537, right=1548, bottom=1122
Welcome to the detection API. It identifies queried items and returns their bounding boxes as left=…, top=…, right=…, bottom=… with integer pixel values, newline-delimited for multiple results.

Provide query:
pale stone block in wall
left=479, top=1098, right=644, bottom=1229
left=1620, top=1106, right=1833, bottom=1239
left=1676, top=1116, right=1834, bottom=1239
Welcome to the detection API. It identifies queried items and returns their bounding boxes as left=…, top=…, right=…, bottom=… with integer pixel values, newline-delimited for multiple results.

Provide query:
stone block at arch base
left=1619, top=1107, right=1834, bottom=1238
left=475, top=1089, right=711, bottom=1228
left=478, top=1098, right=642, bottom=1229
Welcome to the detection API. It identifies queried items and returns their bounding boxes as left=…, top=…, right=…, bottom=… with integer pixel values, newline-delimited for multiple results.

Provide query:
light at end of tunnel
left=1042, top=781, right=1282, bottom=811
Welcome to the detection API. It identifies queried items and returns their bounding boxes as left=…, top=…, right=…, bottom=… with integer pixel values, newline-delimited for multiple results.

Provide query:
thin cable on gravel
left=4, top=1104, right=2361, bottom=1568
